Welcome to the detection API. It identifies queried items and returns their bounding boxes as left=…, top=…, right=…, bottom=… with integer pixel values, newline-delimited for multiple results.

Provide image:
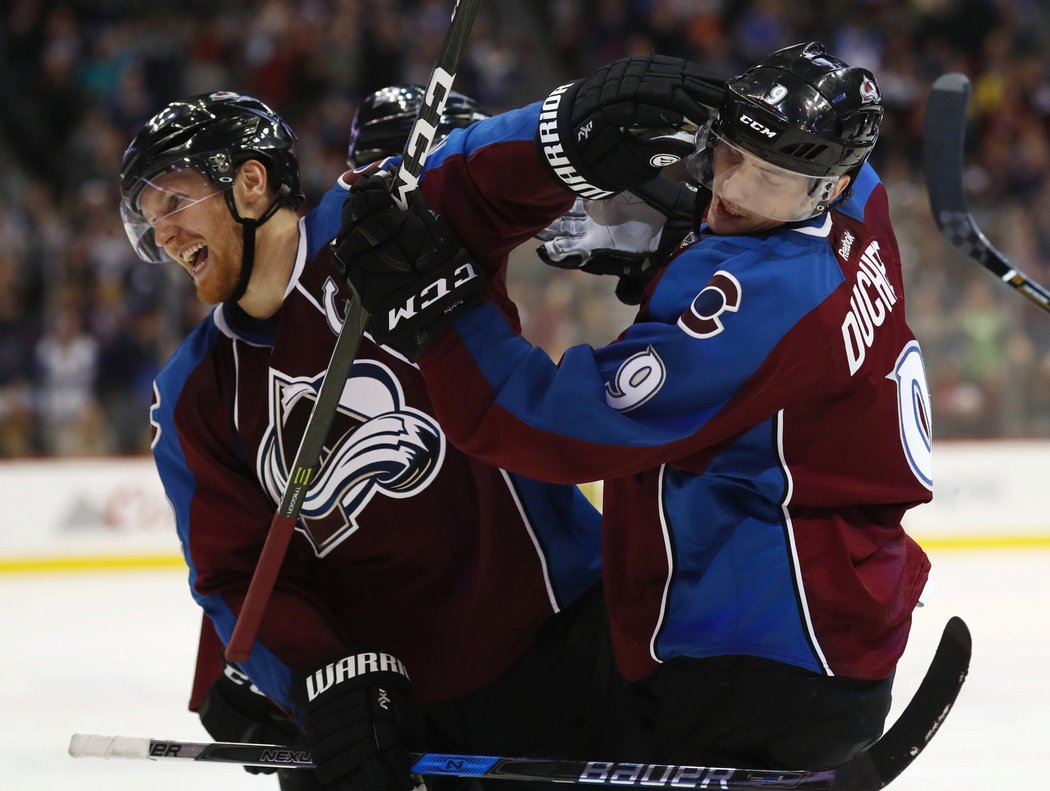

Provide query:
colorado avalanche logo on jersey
left=258, top=360, right=445, bottom=557
left=677, top=270, right=742, bottom=339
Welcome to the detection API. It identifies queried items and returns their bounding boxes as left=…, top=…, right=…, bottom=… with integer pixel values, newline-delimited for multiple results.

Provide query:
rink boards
left=2, top=441, right=1049, bottom=572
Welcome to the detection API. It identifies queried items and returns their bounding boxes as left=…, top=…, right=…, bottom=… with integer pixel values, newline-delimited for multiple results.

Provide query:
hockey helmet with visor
left=687, top=42, right=883, bottom=223
left=120, top=91, right=303, bottom=265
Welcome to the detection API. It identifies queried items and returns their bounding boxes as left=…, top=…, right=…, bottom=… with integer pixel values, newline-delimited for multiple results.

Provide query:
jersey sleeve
left=418, top=238, right=840, bottom=484
left=420, top=104, right=575, bottom=272
left=152, top=322, right=348, bottom=717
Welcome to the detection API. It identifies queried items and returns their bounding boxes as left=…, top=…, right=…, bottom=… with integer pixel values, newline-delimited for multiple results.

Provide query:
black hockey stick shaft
left=76, top=618, right=970, bottom=791
left=226, top=0, right=482, bottom=663
left=923, top=72, right=1050, bottom=314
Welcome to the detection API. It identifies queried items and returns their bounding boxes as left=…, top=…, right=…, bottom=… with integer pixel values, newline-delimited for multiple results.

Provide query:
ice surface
left=2, top=548, right=1047, bottom=789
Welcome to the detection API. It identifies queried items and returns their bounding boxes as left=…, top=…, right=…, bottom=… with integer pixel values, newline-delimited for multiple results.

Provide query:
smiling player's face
left=139, top=169, right=242, bottom=304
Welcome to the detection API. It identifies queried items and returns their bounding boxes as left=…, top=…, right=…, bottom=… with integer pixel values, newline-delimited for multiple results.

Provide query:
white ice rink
left=3, top=547, right=1048, bottom=790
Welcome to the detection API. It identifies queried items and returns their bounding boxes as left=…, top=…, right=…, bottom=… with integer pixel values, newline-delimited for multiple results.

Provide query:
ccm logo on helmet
left=739, top=114, right=778, bottom=139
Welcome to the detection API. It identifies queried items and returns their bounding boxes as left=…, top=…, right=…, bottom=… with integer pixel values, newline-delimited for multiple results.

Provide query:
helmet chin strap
left=224, top=185, right=291, bottom=303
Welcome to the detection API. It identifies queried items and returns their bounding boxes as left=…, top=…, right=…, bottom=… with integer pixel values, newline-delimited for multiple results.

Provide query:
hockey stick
left=923, top=72, right=1050, bottom=314
left=225, top=0, right=483, bottom=663
left=75, top=617, right=969, bottom=790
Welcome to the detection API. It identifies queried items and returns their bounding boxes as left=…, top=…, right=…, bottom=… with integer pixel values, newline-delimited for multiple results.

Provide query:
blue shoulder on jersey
left=424, top=103, right=543, bottom=170
left=835, top=163, right=879, bottom=223
left=305, top=182, right=350, bottom=256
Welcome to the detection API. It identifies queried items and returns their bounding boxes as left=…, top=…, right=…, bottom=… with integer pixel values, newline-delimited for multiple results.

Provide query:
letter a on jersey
left=678, top=271, right=742, bottom=339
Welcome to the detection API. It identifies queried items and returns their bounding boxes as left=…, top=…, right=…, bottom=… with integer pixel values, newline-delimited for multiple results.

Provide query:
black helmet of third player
left=347, top=85, right=488, bottom=167
left=120, top=91, right=303, bottom=299
left=689, top=42, right=883, bottom=221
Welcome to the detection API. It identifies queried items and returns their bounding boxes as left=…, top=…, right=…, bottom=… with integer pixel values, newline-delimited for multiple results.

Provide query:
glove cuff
left=294, top=651, right=413, bottom=709
left=370, top=249, right=485, bottom=361
left=538, top=80, right=618, bottom=201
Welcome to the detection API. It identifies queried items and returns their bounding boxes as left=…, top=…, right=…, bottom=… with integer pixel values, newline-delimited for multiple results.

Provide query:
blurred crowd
left=1, top=0, right=1049, bottom=458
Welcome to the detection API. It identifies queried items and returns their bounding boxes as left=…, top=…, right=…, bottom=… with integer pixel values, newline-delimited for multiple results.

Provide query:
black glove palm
left=540, top=55, right=725, bottom=198
left=293, top=651, right=426, bottom=791
left=333, top=169, right=485, bottom=361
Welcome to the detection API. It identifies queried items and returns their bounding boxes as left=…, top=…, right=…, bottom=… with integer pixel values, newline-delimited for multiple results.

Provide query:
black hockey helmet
left=717, top=42, right=883, bottom=180
left=347, top=84, right=488, bottom=166
left=687, top=42, right=883, bottom=221
left=120, top=91, right=303, bottom=264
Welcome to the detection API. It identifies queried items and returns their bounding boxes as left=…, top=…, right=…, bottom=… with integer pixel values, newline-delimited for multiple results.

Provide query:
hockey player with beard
left=118, top=62, right=714, bottom=791
left=184, top=84, right=491, bottom=791
left=335, top=45, right=933, bottom=771
left=119, top=90, right=616, bottom=791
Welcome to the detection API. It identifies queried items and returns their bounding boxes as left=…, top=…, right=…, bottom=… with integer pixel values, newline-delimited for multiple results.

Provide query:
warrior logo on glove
left=293, top=650, right=426, bottom=791
left=538, top=55, right=726, bottom=199
left=305, top=652, right=411, bottom=701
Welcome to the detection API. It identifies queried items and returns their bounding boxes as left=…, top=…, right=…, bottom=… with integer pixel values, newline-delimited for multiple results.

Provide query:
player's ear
left=830, top=174, right=851, bottom=202
left=234, top=160, right=271, bottom=215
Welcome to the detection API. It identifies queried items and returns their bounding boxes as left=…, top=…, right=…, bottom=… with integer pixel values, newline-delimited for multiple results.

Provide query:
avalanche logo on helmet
left=257, top=360, right=445, bottom=557
left=860, top=78, right=880, bottom=104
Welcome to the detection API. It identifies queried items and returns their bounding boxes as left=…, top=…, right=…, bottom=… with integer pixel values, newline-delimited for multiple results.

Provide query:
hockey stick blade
left=831, top=615, right=970, bottom=790
left=923, top=73, right=1050, bottom=313
left=73, top=619, right=969, bottom=790
left=225, top=0, right=482, bottom=663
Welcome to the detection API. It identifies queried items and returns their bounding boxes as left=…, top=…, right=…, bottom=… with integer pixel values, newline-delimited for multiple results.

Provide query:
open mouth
left=180, top=242, right=209, bottom=276
left=717, top=197, right=747, bottom=218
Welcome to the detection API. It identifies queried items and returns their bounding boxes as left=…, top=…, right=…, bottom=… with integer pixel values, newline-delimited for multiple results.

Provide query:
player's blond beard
left=194, top=237, right=245, bottom=305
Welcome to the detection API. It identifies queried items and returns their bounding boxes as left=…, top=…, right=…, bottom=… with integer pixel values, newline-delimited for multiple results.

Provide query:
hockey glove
left=199, top=661, right=303, bottom=776
left=332, top=168, right=485, bottom=361
left=538, top=55, right=725, bottom=199
left=536, top=180, right=700, bottom=305
left=291, top=651, right=427, bottom=791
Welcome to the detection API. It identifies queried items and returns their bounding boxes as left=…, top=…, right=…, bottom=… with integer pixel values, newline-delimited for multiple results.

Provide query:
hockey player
left=186, top=85, right=491, bottom=791
left=334, top=45, right=933, bottom=770
left=117, top=87, right=646, bottom=791
left=119, top=55, right=722, bottom=787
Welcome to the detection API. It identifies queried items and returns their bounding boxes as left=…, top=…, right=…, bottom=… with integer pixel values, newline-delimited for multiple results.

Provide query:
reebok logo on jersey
left=841, top=240, right=899, bottom=375
left=838, top=229, right=855, bottom=260
left=305, top=652, right=410, bottom=701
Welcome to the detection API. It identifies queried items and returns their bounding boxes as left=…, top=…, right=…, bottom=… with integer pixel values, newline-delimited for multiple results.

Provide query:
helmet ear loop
left=803, top=176, right=840, bottom=217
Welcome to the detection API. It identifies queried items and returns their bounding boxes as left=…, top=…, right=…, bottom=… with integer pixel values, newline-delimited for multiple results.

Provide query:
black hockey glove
left=538, top=55, right=725, bottom=199
left=291, top=651, right=427, bottom=791
left=332, top=168, right=485, bottom=361
left=199, top=661, right=303, bottom=776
